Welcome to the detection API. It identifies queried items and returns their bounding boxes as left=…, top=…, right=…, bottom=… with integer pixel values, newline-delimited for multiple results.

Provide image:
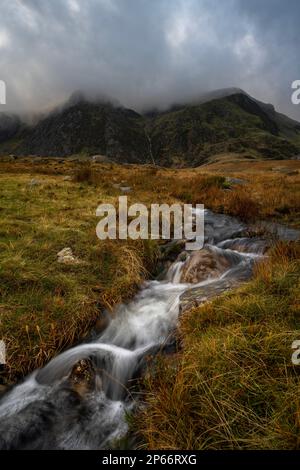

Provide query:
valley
left=0, top=156, right=299, bottom=449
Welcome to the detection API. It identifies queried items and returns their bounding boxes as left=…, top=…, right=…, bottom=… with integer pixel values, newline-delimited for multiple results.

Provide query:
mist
left=0, top=0, right=299, bottom=120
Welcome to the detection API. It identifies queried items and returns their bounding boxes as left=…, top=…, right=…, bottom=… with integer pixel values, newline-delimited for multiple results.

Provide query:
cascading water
left=0, top=210, right=297, bottom=450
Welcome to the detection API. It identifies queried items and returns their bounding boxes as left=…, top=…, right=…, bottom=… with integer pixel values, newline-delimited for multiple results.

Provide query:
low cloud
left=0, top=0, right=299, bottom=120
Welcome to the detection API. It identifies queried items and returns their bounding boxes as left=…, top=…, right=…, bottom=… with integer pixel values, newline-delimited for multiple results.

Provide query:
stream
left=0, top=209, right=298, bottom=450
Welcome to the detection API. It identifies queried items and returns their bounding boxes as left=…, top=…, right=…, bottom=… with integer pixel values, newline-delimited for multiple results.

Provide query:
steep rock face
left=19, top=101, right=150, bottom=163
left=0, top=113, right=21, bottom=143
left=1, top=90, right=299, bottom=165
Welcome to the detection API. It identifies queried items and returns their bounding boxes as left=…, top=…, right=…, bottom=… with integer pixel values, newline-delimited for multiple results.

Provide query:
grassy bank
left=0, top=156, right=299, bottom=384
left=0, top=170, right=158, bottom=383
left=136, top=242, right=300, bottom=449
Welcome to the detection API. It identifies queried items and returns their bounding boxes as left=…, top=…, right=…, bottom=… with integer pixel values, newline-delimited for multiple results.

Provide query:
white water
left=0, top=209, right=296, bottom=450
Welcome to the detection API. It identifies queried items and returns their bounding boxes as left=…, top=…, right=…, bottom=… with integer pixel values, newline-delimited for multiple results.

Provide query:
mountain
left=147, top=92, right=300, bottom=165
left=15, top=99, right=149, bottom=163
left=0, top=89, right=299, bottom=166
left=0, top=113, right=22, bottom=144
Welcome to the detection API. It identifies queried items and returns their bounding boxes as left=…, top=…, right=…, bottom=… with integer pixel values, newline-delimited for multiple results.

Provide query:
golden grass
left=0, top=170, right=157, bottom=383
left=0, top=155, right=299, bottom=385
left=1, top=156, right=299, bottom=225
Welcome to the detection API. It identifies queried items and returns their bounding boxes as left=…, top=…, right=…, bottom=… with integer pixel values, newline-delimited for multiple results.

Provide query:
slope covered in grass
left=1, top=91, right=300, bottom=165
left=0, top=170, right=158, bottom=382
left=136, top=242, right=300, bottom=449
left=0, top=157, right=299, bottom=385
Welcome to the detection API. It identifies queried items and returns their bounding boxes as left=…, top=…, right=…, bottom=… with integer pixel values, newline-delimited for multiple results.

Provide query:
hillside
left=16, top=101, right=149, bottom=164
left=0, top=90, right=299, bottom=166
left=147, top=93, right=300, bottom=166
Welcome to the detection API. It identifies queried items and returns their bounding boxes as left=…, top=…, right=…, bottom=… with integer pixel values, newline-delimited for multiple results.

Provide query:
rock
left=251, top=221, right=300, bottom=242
left=180, top=247, right=233, bottom=284
left=32, top=157, right=43, bottom=163
left=28, top=178, right=41, bottom=187
left=179, top=278, right=236, bottom=313
left=272, top=167, right=298, bottom=175
left=63, top=175, right=72, bottom=181
left=160, top=239, right=186, bottom=262
left=94, top=310, right=110, bottom=334
left=68, top=359, right=97, bottom=396
left=0, top=384, right=8, bottom=395
left=57, top=247, right=81, bottom=265
left=218, top=237, right=269, bottom=254
left=225, top=177, right=247, bottom=185
left=284, top=170, right=298, bottom=176
left=120, top=186, right=131, bottom=193
left=91, top=154, right=111, bottom=163
left=112, top=183, right=121, bottom=189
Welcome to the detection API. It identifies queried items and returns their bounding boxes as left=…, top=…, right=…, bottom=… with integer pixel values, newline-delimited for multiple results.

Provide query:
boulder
left=225, top=176, right=247, bottom=185
left=180, top=247, right=233, bottom=284
left=68, top=359, right=98, bottom=396
left=91, top=154, right=111, bottom=163
left=120, top=186, right=131, bottom=193
left=57, top=247, right=81, bottom=265
left=179, top=278, right=236, bottom=313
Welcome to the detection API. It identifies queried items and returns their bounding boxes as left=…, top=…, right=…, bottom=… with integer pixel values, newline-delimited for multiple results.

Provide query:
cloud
left=0, top=0, right=299, bottom=120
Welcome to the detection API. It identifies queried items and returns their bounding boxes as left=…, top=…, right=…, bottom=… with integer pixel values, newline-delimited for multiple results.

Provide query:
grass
left=135, top=242, right=300, bottom=449
left=0, top=155, right=299, bottom=385
left=147, top=95, right=300, bottom=166
left=0, top=170, right=158, bottom=383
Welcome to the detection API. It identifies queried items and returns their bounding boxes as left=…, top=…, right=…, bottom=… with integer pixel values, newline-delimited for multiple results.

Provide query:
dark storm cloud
left=0, top=0, right=299, bottom=119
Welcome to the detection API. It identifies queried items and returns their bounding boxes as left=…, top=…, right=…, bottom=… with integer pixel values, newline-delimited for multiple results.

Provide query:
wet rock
left=94, top=310, right=110, bottom=334
left=160, top=239, right=186, bottom=262
left=57, top=247, right=81, bottom=265
left=68, top=359, right=97, bottom=396
left=0, top=384, right=8, bottom=396
left=180, top=247, right=233, bottom=284
left=218, top=237, right=269, bottom=254
left=250, top=221, right=300, bottom=242
left=203, top=209, right=246, bottom=244
left=156, top=260, right=172, bottom=280
left=179, top=279, right=236, bottom=313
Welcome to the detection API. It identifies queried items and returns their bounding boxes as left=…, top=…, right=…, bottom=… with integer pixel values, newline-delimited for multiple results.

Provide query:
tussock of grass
left=136, top=242, right=300, bottom=449
left=225, top=188, right=260, bottom=221
left=73, top=163, right=94, bottom=183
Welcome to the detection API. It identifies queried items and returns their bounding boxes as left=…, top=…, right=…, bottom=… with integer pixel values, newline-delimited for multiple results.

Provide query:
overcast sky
left=0, top=0, right=300, bottom=119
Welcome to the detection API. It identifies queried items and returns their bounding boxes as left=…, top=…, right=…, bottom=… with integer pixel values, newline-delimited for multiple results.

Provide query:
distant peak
left=67, top=90, right=87, bottom=106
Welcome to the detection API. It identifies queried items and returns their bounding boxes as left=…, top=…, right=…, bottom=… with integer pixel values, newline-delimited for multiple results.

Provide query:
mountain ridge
left=0, top=89, right=299, bottom=166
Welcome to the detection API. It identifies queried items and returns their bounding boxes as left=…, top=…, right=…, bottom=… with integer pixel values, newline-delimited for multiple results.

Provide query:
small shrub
left=73, top=164, right=94, bottom=184
left=225, top=189, right=260, bottom=221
